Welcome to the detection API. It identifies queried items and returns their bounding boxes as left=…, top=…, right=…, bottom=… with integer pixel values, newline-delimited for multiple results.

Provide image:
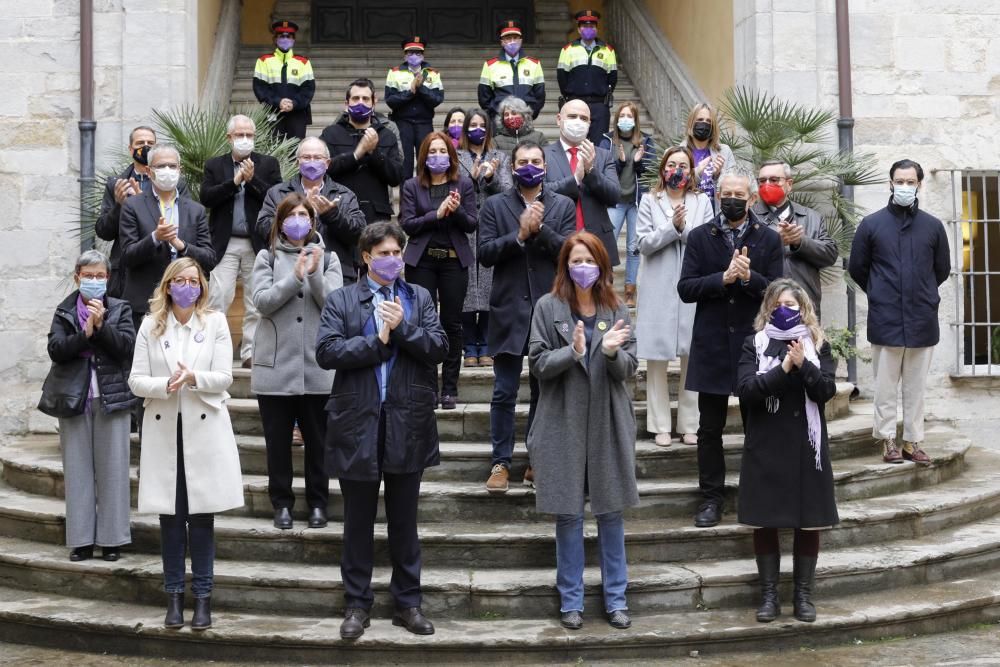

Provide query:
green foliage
left=825, top=326, right=870, bottom=363
left=76, top=104, right=300, bottom=248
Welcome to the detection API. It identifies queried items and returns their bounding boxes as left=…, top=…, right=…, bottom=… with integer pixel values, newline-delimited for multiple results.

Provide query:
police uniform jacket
left=253, top=48, right=315, bottom=125
left=478, top=50, right=546, bottom=119
left=556, top=39, right=618, bottom=101
left=384, top=62, right=444, bottom=123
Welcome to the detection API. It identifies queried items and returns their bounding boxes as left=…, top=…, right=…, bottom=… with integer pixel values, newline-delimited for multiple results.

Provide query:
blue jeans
left=555, top=512, right=628, bottom=613
left=462, top=310, right=489, bottom=358
left=489, top=352, right=539, bottom=468
left=608, top=202, right=639, bottom=285
left=159, top=416, right=215, bottom=598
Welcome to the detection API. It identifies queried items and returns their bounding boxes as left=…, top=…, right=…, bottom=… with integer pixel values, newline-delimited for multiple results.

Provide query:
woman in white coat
left=636, top=146, right=714, bottom=446
left=129, top=257, right=244, bottom=632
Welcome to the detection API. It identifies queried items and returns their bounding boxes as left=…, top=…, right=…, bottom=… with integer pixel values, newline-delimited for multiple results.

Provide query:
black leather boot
left=755, top=553, right=781, bottom=623
left=164, top=593, right=184, bottom=629
left=191, top=596, right=212, bottom=631
left=792, top=555, right=818, bottom=622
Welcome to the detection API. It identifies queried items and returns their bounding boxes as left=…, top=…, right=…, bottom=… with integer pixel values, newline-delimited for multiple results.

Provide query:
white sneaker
left=654, top=433, right=674, bottom=447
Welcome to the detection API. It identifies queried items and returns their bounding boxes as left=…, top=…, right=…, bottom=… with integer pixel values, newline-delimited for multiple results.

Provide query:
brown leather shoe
left=486, top=464, right=509, bottom=494
left=881, top=438, right=903, bottom=464
left=241, top=358, right=252, bottom=369
left=464, top=356, right=479, bottom=367
left=624, top=284, right=637, bottom=308
left=902, top=441, right=931, bottom=466
left=479, top=355, right=494, bottom=367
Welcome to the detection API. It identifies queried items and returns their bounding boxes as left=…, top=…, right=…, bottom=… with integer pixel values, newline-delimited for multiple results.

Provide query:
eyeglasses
left=170, top=277, right=200, bottom=287
left=79, top=272, right=108, bottom=280
left=757, top=177, right=786, bottom=185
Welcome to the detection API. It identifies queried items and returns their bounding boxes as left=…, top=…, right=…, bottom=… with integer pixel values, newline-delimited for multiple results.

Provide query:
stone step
left=2, top=440, right=998, bottom=566
left=2, top=573, right=1000, bottom=662
left=136, top=409, right=879, bottom=479
left=0, top=428, right=970, bottom=523
left=3, top=514, right=999, bottom=622
left=223, top=383, right=855, bottom=440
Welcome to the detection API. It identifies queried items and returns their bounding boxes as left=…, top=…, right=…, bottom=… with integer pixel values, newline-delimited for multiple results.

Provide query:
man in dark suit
left=257, top=136, right=367, bottom=284
left=200, top=114, right=283, bottom=367
left=478, top=140, right=576, bottom=494
left=95, top=125, right=190, bottom=298
left=678, top=168, right=784, bottom=529
left=543, top=99, right=621, bottom=265
left=315, top=221, right=447, bottom=640
left=119, top=144, right=215, bottom=329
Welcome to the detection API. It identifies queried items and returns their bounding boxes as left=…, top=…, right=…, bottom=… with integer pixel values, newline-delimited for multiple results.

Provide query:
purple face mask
left=282, top=214, right=312, bottom=241
left=503, top=40, right=522, bottom=57
left=569, top=263, right=601, bottom=290
left=347, top=102, right=372, bottom=122
left=299, top=159, right=327, bottom=181
left=770, top=305, right=802, bottom=331
left=276, top=36, right=294, bottom=52
left=446, top=125, right=463, bottom=140
left=467, top=126, right=487, bottom=145
left=369, top=254, right=404, bottom=283
left=426, top=154, right=450, bottom=174
left=170, top=282, right=201, bottom=309
left=405, top=53, right=423, bottom=68
left=580, top=26, right=597, bottom=41
left=513, top=163, right=545, bottom=188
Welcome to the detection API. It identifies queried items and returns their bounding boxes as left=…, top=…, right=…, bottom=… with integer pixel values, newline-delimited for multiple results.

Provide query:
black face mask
left=720, top=197, right=748, bottom=222
left=692, top=121, right=712, bottom=141
left=132, top=145, right=150, bottom=166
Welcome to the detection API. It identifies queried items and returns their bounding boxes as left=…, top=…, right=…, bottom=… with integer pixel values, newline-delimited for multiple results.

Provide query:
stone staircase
left=4, top=364, right=1000, bottom=661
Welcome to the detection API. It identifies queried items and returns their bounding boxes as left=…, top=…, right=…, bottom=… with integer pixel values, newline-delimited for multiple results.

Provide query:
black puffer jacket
left=40, top=292, right=137, bottom=416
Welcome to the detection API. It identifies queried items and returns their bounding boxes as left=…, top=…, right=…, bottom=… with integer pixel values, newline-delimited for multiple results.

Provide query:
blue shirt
left=367, top=276, right=395, bottom=402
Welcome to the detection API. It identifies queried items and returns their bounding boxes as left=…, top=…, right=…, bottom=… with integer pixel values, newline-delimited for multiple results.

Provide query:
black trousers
left=586, top=101, right=610, bottom=145
left=257, top=393, right=330, bottom=511
left=697, top=392, right=747, bottom=505
left=274, top=109, right=309, bottom=141
left=405, top=255, right=467, bottom=397
left=396, top=119, right=434, bottom=179
left=339, top=409, right=423, bottom=610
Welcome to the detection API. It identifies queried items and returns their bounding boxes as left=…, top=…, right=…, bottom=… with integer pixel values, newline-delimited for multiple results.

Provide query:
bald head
left=557, top=99, right=592, bottom=146
left=296, top=137, right=330, bottom=159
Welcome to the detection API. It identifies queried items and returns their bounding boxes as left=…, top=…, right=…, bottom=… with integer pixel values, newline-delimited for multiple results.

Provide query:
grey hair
left=226, top=114, right=256, bottom=134
left=759, top=159, right=792, bottom=179
left=147, top=143, right=179, bottom=165
left=718, top=165, right=758, bottom=196
left=497, top=96, right=534, bottom=131
left=296, top=136, right=330, bottom=159
left=75, top=249, right=110, bottom=274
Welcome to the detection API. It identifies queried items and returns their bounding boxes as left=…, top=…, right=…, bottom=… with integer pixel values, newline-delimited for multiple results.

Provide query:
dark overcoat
left=678, top=214, right=784, bottom=395
left=736, top=335, right=840, bottom=529
left=315, top=278, right=448, bottom=481
left=527, top=294, right=639, bottom=516
left=200, top=150, right=283, bottom=257
left=477, top=186, right=576, bottom=356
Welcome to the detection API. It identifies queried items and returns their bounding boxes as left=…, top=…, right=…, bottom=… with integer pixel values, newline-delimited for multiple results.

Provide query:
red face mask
left=503, top=115, right=524, bottom=131
left=759, top=182, right=786, bottom=207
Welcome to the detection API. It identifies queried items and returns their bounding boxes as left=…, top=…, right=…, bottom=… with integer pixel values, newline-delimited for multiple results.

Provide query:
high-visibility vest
left=557, top=39, right=617, bottom=100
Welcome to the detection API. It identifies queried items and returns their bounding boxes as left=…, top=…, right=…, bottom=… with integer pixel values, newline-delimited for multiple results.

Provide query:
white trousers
left=208, top=237, right=259, bottom=361
left=645, top=356, right=700, bottom=435
left=871, top=344, right=934, bottom=442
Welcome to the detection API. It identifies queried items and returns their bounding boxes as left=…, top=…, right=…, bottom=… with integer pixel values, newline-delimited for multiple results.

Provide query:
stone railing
left=199, top=0, right=242, bottom=110
left=605, top=0, right=705, bottom=138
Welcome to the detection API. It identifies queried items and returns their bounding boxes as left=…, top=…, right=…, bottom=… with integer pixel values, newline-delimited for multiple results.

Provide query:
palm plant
left=78, top=104, right=300, bottom=248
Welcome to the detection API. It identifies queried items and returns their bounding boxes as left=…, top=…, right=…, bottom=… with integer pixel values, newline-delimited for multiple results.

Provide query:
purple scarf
left=753, top=324, right=822, bottom=471
left=76, top=295, right=93, bottom=358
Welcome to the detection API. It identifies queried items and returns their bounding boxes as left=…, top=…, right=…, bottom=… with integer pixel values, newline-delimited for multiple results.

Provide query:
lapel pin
left=597, top=321, right=608, bottom=331
left=163, top=341, right=170, bottom=349
left=194, top=332, right=205, bottom=343
left=561, top=322, right=569, bottom=333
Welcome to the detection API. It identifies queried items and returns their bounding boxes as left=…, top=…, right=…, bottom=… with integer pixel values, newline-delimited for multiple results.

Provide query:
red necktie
left=568, top=146, right=585, bottom=231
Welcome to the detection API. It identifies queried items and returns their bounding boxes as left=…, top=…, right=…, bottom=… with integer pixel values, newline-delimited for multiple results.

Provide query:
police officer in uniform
left=253, top=20, right=316, bottom=140
left=478, top=21, right=545, bottom=125
left=557, top=10, right=618, bottom=145
left=385, top=36, right=445, bottom=178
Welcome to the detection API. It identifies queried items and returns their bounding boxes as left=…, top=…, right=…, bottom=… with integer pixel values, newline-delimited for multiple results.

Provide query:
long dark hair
left=460, top=108, right=493, bottom=152
left=551, top=232, right=621, bottom=314
left=416, top=131, right=459, bottom=188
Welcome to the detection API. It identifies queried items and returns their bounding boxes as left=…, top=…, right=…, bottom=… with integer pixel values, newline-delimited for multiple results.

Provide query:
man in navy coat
left=678, top=168, right=784, bottom=528
left=849, top=159, right=950, bottom=466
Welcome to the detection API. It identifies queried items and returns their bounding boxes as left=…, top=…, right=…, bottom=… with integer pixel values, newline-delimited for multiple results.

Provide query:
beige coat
left=129, top=310, right=244, bottom=515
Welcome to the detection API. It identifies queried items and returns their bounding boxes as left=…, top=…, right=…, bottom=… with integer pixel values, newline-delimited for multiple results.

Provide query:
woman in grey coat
left=251, top=192, right=343, bottom=530
left=492, top=96, right=548, bottom=154
left=457, top=107, right=511, bottom=367
left=635, top=146, right=713, bottom=447
left=527, top=231, right=638, bottom=632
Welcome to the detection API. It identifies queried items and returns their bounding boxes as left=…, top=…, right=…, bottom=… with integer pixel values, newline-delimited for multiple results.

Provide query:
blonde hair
left=753, top=278, right=825, bottom=348
left=685, top=102, right=721, bottom=150
left=147, top=258, right=211, bottom=339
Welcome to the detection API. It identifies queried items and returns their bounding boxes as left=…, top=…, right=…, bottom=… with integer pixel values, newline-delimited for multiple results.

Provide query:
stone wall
left=0, top=0, right=199, bottom=435
left=733, top=0, right=1000, bottom=393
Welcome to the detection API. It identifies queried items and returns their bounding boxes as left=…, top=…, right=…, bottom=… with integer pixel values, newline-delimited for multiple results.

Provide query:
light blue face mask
left=79, top=278, right=107, bottom=301
left=617, top=117, right=635, bottom=133
left=892, top=184, right=918, bottom=207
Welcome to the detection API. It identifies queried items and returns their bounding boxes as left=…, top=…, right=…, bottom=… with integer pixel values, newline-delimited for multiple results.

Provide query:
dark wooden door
left=313, top=0, right=535, bottom=44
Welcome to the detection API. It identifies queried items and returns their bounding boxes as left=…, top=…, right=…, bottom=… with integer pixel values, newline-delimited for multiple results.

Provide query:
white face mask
left=892, top=184, right=918, bottom=207
left=562, top=118, right=590, bottom=143
left=153, top=166, right=180, bottom=191
left=232, top=137, right=254, bottom=157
